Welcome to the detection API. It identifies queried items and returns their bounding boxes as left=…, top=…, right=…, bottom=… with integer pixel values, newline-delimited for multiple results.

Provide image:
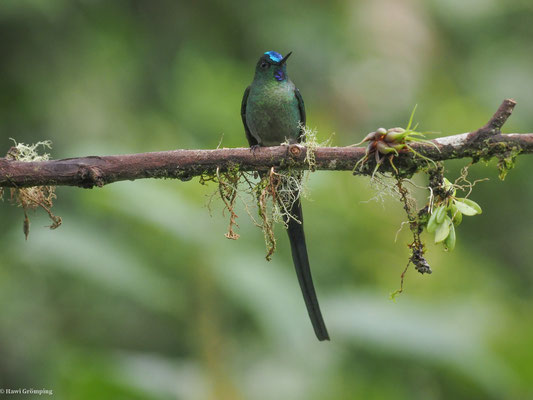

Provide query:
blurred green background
left=1, top=1, right=533, bottom=399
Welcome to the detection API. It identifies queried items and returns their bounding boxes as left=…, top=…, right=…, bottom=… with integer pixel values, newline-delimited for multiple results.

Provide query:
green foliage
left=427, top=195, right=482, bottom=250
left=496, top=147, right=521, bottom=180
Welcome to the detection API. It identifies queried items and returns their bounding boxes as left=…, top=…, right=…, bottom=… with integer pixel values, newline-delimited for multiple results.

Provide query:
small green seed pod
left=361, top=131, right=380, bottom=143
left=443, top=177, right=456, bottom=197
left=384, top=128, right=408, bottom=143
left=390, top=143, right=406, bottom=151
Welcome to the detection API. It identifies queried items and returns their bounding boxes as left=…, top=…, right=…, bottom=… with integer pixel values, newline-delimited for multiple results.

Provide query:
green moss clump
left=496, top=147, right=521, bottom=180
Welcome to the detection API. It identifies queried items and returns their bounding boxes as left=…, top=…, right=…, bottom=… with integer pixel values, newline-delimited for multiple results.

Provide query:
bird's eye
left=260, top=62, right=269, bottom=69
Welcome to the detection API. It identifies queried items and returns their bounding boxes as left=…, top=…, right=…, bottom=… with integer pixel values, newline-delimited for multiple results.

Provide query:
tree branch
left=0, top=99, right=531, bottom=189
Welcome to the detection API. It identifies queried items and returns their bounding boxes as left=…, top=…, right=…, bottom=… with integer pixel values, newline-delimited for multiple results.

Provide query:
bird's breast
left=246, top=82, right=302, bottom=146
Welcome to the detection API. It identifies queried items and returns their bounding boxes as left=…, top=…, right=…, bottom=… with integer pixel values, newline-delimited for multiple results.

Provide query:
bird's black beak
left=279, top=51, right=292, bottom=65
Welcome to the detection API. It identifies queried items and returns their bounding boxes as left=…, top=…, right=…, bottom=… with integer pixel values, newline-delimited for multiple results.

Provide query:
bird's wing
left=241, top=86, right=258, bottom=147
left=295, top=87, right=306, bottom=142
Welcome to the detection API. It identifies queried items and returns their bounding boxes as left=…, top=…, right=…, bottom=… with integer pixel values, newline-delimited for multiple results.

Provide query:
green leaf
left=406, top=104, right=418, bottom=131
left=462, top=198, right=482, bottom=214
left=454, top=198, right=482, bottom=216
left=450, top=204, right=462, bottom=226
left=435, top=205, right=446, bottom=224
left=445, top=223, right=456, bottom=251
left=452, top=211, right=462, bottom=226
left=434, top=217, right=452, bottom=243
left=427, top=209, right=439, bottom=233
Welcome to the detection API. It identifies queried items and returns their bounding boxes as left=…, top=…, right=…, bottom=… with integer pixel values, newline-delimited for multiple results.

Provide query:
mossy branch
left=0, top=99, right=531, bottom=189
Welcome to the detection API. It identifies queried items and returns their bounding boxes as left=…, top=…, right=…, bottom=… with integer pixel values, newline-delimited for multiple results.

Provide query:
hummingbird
left=240, top=51, right=330, bottom=341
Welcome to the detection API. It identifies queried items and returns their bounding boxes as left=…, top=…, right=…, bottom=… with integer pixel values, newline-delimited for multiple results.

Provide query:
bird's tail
left=285, top=198, right=330, bottom=341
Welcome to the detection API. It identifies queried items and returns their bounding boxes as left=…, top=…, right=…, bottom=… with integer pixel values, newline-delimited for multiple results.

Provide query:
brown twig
left=482, top=98, right=516, bottom=131
left=0, top=99, right=531, bottom=188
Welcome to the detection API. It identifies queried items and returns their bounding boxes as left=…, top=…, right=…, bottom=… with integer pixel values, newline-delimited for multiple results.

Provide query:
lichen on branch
left=1, top=140, right=62, bottom=239
left=204, top=143, right=315, bottom=261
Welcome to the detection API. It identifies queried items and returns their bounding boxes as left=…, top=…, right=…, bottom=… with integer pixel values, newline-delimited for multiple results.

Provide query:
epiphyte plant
left=426, top=177, right=482, bottom=251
